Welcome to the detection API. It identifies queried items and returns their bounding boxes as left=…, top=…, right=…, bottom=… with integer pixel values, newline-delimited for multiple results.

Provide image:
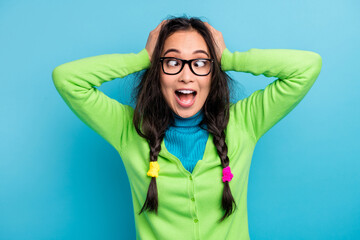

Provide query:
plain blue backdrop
left=0, top=0, right=359, bottom=239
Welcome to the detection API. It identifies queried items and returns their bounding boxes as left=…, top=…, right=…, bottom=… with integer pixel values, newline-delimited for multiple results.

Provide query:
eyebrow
left=163, top=48, right=210, bottom=57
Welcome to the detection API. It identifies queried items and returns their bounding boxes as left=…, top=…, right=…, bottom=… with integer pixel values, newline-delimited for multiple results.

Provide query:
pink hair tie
left=222, top=166, right=234, bottom=182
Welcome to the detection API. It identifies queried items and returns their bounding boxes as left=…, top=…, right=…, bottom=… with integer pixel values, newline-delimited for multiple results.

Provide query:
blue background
left=1, top=0, right=359, bottom=239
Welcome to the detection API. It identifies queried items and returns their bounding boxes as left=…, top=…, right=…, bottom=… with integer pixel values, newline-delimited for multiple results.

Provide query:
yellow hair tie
left=147, top=161, right=160, bottom=178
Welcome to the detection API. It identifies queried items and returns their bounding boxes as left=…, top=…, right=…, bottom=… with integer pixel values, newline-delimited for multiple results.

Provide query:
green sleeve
left=52, top=49, right=151, bottom=151
left=221, top=48, right=322, bottom=141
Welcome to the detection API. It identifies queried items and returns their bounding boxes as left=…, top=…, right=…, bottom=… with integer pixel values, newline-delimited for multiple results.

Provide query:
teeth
left=177, top=90, right=194, bottom=94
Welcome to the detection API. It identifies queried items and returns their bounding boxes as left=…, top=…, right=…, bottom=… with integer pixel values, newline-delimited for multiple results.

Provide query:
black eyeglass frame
left=159, top=57, right=214, bottom=76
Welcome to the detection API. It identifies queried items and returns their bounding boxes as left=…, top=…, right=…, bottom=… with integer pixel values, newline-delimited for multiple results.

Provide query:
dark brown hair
left=133, top=16, right=236, bottom=222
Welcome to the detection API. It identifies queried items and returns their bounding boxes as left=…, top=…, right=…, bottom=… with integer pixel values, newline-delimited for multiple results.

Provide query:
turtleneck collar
left=171, top=110, right=204, bottom=127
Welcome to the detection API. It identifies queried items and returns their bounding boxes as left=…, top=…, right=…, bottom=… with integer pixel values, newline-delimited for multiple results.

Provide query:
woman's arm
left=222, top=48, right=322, bottom=142
left=52, top=49, right=151, bottom=151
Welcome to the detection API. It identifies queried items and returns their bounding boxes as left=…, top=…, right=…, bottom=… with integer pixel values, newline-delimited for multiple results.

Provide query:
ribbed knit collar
left=171, top=110, right=204, bottom=127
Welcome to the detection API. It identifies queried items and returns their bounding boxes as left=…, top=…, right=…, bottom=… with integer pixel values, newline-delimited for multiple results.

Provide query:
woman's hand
left=145, top=20, right=167, bottom=62
left=204, top=22, right=226, bottom=62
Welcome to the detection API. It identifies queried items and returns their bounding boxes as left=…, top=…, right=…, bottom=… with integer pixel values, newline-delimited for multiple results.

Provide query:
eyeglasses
left=160, top=57, right=214, bottom=76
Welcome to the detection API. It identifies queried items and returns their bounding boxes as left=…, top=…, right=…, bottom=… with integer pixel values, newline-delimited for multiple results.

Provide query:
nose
left=178, top=62, right=194, bottom=83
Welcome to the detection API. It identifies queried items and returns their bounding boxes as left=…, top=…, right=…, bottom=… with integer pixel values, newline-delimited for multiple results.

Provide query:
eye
left=193, top=59, right=207, bottom=68
left=165, top=59, right=180, bottom=67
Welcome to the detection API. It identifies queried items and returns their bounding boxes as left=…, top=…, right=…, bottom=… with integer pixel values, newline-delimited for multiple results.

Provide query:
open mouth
left=174, top=89, right=197, bottom=107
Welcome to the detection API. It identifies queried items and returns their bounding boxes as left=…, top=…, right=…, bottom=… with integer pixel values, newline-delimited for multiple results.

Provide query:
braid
left=213, top=131, right=230, bottom=167
left=138, top=133, right=164, bottom=215
left=204, top=100, right=237, bottom=223
left=212, top=131, right=237, bottom=222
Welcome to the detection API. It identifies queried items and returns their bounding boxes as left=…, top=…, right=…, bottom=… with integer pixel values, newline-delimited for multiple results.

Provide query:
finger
left=155, top=20, right=168, bottom=31
left=204, top=22, right=215, bottom=30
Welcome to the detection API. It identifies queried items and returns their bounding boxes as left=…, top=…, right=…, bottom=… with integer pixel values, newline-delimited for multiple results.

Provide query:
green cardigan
left=52, top=47, right=322, bottom=240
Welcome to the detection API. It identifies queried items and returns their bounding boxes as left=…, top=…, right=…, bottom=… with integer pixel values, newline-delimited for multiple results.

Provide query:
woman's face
left=160, top=29, right=212, bottom=118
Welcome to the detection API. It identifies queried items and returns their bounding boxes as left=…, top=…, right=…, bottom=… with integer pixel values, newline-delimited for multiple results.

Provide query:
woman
left=52, top=17, right=322, bottom=240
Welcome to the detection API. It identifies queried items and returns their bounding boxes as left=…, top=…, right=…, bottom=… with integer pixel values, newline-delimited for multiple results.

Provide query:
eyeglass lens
left=162, top=58, right=211, bottom=75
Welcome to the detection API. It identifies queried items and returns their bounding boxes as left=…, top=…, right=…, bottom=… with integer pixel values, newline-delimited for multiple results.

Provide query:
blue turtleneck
left=164, top=110, right=209, bottom=173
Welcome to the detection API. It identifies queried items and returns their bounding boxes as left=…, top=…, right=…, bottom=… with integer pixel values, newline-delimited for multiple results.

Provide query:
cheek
left=160, top=75, right=173, bottom=100
left=202, top=77, right=212, bottom=97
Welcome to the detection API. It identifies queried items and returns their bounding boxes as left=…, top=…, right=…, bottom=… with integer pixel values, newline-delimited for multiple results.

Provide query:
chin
left=178, top=112, right=193, bottom=118
left=174, top=108, right=199, bottom=118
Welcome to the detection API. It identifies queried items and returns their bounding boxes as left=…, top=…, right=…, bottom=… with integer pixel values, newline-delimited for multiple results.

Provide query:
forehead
left=162, top=30, right=209, bottom=56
